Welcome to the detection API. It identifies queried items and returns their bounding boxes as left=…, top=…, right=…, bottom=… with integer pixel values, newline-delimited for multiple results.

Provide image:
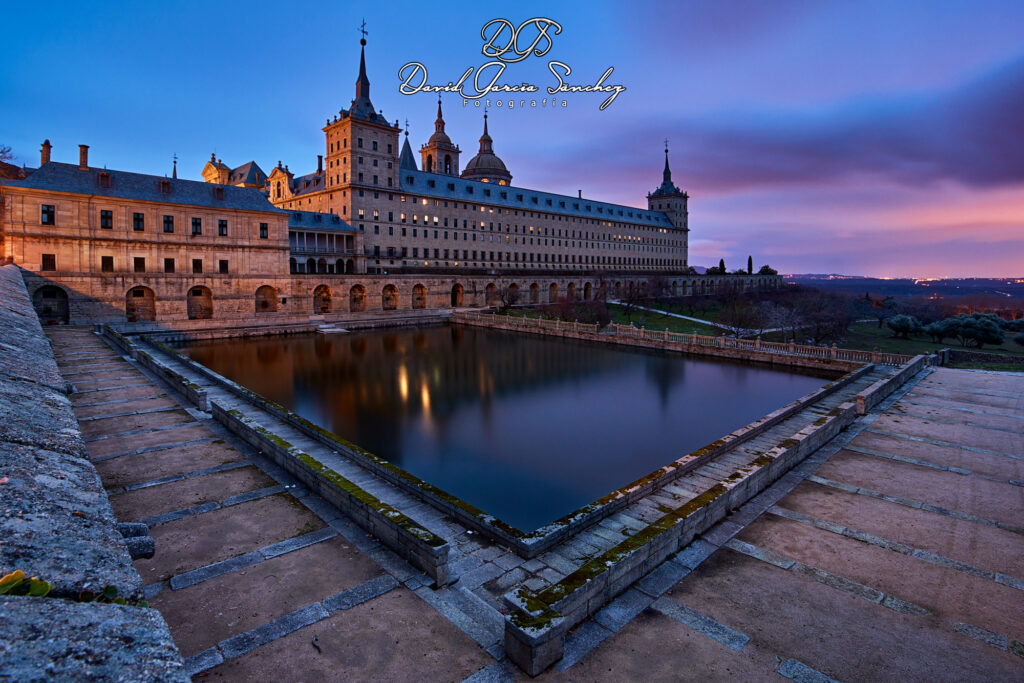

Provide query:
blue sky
left=3, top=1, right=1023, bottom=276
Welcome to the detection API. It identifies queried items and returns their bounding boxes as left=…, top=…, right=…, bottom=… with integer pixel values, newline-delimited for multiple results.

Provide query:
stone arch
left=313, top=284, right=332, bottom=313
left=335, top=259, right=345, bottom=273
left=289, top=257, right=297, bottom=274
left=508, top=283, right=519, bottom=304
left=671, top=281, right=679, bottom=295
left=549, top=282, right=558, bottom=302
left=255, top=285, right=278, bottom=313
left=485, top=282, right=498, bottom=305
left=317, top=258, right=327, bottom=274
left=583, top=282, right=593, bottom=301
left=425, top=154, right=433, bottom=173
left=615, top=281, right=622, bottom=298
left=412, top=283, right=427, bottom=310
left=444, top=154, right=452, bottom=174
left=32, top=285, right=69, bottom=325
left=350, top=284, right=366, bottom=312
left=346, top=259, right=355, bottom=274
left=529, top=282, right=540, bottom=304
left=305, top=258, right=316, bottom=274
left=382, top=284, right=398, bottom=311
left=186, top=286, right=213, bottom=320
left=125, top=286, right=156, bottom=322
left=567, top=282, right=576, bottom=300
left=451, top=283, right=464, bottom=307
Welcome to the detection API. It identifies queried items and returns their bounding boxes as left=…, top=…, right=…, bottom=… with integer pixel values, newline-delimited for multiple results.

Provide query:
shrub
left=886, top=314, right=921, bottom=339
left=1014, top=332, right=1024, bottom=348
left=758, top=265, right=778, bottom=275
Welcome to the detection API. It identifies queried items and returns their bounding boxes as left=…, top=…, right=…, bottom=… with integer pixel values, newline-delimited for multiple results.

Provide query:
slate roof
left=289, top=171, right=326, bottom=197
left=399, top=136, right=418, bottom=171
left=228, top=161, right=267, bottom=186
left=0, top=162, right=283, bottom=213
left=287, top=210, right=354, bottom=232
left=398, top=170, right=675, bottom=229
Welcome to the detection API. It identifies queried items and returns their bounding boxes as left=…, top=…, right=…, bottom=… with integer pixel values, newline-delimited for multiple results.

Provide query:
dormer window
left=214, top=187, right=225, bottom=200
left=98, top=172, right=111, bottom=188
left=159, top=180, right=171, bottom=194
left=516, top=194, right=523, bottom=201
left=483, top=189, right=491, bottom=196
left=447, top=183, right=455, bottom=191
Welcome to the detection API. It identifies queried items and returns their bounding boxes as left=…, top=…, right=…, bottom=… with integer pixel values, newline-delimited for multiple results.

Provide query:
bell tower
left=648, top=144, right=688, bottom=231
left=419, top=98, right=460, bottom=175
left=321, top=28, right=401, bottom=218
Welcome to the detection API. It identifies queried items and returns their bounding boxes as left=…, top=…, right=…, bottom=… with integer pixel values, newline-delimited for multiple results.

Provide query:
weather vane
left=360, top=19, right=368, bottom=39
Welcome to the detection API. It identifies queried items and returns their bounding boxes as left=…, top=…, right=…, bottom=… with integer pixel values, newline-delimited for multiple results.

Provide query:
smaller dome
left=460, top=113, right=512, bottom=184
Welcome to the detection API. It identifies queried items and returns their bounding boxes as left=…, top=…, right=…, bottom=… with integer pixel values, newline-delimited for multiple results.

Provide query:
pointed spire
left=355, top=41, right=370, bottom=101
left=435, top=97, right=445, bottom=134
left=172, top=153, right=178, bottom=179
left=399, top=135, right=418, bottom=171
left=663, top=142, right=672, bottom=184
left=478, top=111, right=493, bottom=154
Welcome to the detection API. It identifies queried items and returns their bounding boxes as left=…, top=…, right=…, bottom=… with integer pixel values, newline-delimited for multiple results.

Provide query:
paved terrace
left=46, top=326, right=1023, bottom=680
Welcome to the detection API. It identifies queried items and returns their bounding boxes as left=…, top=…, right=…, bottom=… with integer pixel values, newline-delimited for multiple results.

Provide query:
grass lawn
left=837, top=321, right=1024, bottom=358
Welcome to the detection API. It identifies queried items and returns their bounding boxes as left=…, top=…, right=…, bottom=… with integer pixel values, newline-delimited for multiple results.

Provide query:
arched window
left=425, top=155, right=433, bottom=173
left=444, top=155, right=452, bottom=174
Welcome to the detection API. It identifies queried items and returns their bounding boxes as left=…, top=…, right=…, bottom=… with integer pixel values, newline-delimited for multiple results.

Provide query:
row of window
left=39, top=205, right=270, bottom=238
left=371, top=222, right=681, bottom=250
left=328, top=138, right=390, bottom=153
left=367, top=246, right=682, bottom=266
left=40, top=254, right=229, bottom=274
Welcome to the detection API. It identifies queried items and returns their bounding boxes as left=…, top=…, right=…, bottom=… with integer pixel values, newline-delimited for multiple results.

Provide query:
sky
left=3, top=0, right=1023, bottom=277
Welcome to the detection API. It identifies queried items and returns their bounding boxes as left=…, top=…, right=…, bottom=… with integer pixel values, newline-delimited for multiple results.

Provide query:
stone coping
left=856, top=354, right=932, bottom=415
left=0, top=597, right=187, bottom=683
left=212, top=403, right=451, bottom=586
left=1, top=265, right=184, bottom=681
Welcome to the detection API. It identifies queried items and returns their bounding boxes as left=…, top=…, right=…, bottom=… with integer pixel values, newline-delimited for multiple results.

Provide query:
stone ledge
left=210, top=401, right=451, bottom=586
left=0, top=596, right=186, bottom=682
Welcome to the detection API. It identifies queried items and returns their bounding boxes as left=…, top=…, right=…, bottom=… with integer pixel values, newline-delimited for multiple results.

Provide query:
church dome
left=460, top=113, right=512, bottom=184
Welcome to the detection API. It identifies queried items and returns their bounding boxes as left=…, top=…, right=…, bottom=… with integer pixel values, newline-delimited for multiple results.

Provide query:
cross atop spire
left=359, top=18, right=368, bottom=44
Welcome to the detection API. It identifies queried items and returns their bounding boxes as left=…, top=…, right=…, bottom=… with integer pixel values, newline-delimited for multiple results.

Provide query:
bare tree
left=0, top=145, right=13, bottom=163
left=497, top=284, right=520, bottom=312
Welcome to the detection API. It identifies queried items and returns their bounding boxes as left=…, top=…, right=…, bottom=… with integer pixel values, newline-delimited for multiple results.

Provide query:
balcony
left=289, top=245, right=358, bottom=256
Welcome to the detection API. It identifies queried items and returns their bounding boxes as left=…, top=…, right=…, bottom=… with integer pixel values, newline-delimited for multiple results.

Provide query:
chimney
left=41, top=140, right=52, bottom=165
left=578, top=189, right=582, bottom=199
left=317, top=155, right=323, bottom=174
left=78, top=144, right=89, bottom=170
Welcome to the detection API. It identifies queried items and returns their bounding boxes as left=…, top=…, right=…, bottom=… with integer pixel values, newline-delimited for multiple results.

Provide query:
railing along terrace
left=455, top=311, right=912, bottom=366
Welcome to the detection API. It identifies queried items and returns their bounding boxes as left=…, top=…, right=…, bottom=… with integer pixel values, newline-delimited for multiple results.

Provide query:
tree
left=886, top=314, right=921, bottom=339
left=1015, top=333, right=1024, bottom=348
left=949, top=314, right=1004, bottom=349
left=864, top=294, right=897, bottom=328
left=497, top=284, right=519, bottom=312
left=719, top=292, right=765, bottom=337
left=757, top=264, right=777, bottom=276
left=747, top=255, right=753, bottom=274
left=923, top=319, right=957, bottom=344
left=0, top=145, right=13, bottom=163
left=646, top=274, right=670, bottom=301
left=718, top=258, right=726, bottom=273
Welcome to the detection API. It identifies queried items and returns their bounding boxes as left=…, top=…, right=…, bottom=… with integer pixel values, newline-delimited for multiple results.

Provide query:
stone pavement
left=45, top=327, right=1024, bottom=680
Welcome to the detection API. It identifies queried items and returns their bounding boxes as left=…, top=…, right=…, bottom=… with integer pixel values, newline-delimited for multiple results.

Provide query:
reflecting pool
left=179, top=325, right=829, bottom=531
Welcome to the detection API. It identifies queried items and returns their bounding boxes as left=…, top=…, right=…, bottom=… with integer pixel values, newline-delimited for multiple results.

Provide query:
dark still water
left=179, top=326, right=828, bottom=532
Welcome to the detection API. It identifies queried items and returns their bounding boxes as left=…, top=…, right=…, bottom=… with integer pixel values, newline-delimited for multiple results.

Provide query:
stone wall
left=947, top=348, right=1024, bottom=366
left=0, top=264, right=185, bottom=681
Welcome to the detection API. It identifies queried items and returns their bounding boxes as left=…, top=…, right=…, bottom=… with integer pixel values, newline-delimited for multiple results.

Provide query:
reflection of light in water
left=420, top=382, right=433, bottom=431
left=398, top=365, right=409, bottom=403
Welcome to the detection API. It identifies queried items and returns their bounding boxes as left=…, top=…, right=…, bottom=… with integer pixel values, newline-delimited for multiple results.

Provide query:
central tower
left=419, top=98, right=460, bottom=175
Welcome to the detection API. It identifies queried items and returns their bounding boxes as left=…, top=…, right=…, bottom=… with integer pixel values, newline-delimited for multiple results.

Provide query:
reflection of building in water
left=184, top=326, right=662, bottom=461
